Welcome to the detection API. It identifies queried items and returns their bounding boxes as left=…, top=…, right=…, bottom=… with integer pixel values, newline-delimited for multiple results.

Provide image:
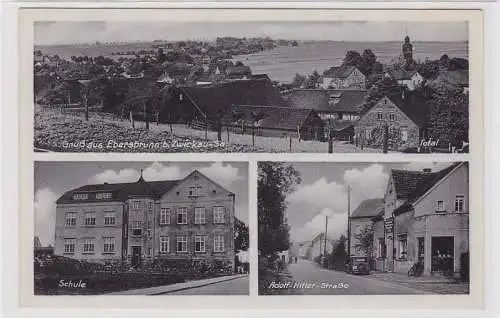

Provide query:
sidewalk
left=106, top=274, right=248, bottom=295
left=367, top=271, right=469, bottom=294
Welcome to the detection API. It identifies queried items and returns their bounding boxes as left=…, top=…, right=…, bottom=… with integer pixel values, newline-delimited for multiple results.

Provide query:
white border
left=1, top=1, right=496, bottom=317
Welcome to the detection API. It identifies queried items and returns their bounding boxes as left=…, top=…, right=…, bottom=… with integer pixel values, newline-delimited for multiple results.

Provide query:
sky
left=34, top=21, right=468, bottom=45
left=34, top=161, right=248, bottom=246
left=284, top=161, right=458, bottom=244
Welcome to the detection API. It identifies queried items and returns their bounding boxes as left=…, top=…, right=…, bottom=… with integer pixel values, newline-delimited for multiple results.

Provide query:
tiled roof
left=390, top=69, right=420, bottom=81
left=179, top=79, right=286, bottom=119
left=350, top=198, right=384, bottom=219
left=392, top=163, right=462, bottom=215
left=429, top=70, right=469, bottom=88
left=323, top=65, right=361, bottom=79
left=385, top=91, right=429, bottom=128
left=287, top=89, right=366, bottom=114
left=221, top=105, right=315, bottom=131
left=56, top=177, right=180, bottom=204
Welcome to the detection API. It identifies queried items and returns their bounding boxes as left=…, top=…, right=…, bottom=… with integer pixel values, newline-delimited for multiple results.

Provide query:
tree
left=291, top=73, right=306, bottom=88
left=258, top=162, right=301, bottom=257
left=234, top=218, right=249, bottom=252
left=354, top=225, right=374, bottom=257
left=361, top=76, right=402, bottom=113
left=342, top=51, right=363, bottom=68
left=427, top=86, right=469, bottom=148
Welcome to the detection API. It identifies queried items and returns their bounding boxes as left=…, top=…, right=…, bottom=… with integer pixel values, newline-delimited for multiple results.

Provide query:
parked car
left=345, top=257, right=370, bottom=275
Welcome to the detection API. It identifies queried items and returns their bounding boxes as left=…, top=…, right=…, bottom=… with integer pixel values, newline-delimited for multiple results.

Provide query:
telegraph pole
left=323, top=215, right=329, bottom=267
left=347, top=185, right=352, bottom=261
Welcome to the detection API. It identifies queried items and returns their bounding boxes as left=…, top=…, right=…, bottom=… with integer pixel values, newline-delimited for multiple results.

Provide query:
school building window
left=131, top=221, right=143, bottom=236
left=177, top=207, right=188, bottom=224
left=65, top=212, right=77, bottom=227
left=131, top=201, right=141, bottom=209
left=103, top=237, right=115, bottom=253
left=214, top=235, right=225, bottom=253
left=96, top=192, right=112, bottom=200
left=104, top=212, right=116, bottom=225
left=160, top=208, right=171, bottom=225
left=195, top=236, right=206, bottom=253
left=160, top=236, right=169, bottom=253
left=194, top=207, right=206, bottom=224
left=64, top=238, right=75, bottom=253
left=83, top=238, right=95, bottom=253
left=213, top=207, right=225, bottom=224
left=84, top=212, right=96, bottom=226
left=176, top=236, right=188, bottom=253
left=377, top=112, right=383, bottom=120
left=73, top=193, right=88, bottom=200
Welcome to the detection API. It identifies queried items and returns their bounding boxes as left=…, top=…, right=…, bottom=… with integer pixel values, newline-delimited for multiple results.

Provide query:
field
left=34, top=107, right=263, bottom=153
left=34, top=107, right=383, bottom=153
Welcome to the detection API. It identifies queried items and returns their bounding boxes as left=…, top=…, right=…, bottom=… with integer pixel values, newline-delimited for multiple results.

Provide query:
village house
left=377, top=163, right=469, bottom=277
left=159, top=78, right=285, bottom=124
left=321, top=65, right=366, bottom=89
left=308, top=233, right=335, bottom=261
left=428, top=69, right=469, bottom=94
left=226, top=65, right=252, bottom=80
left=222, top=105, right=325, bottom=141
left=386, top=69, right=425, bottom=91
left=287, top=88, right=366, bottom=141
left=349, top=199, right=384, bottom=259
left=53, top=170, right=236, bottom=272
left=354, top=92, right=429, bottom=151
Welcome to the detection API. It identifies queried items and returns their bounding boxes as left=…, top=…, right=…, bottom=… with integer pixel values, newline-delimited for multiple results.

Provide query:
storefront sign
left=384, top=217, right=394, bottom=234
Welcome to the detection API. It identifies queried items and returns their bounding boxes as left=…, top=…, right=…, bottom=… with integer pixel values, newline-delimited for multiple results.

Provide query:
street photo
left=33, top=18, right=470, bottom=153
left=33, top=161, right=249, bottom=295
left=258, top=161, right=469, bottom=295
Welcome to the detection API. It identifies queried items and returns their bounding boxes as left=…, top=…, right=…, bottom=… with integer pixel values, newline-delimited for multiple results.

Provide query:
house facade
left=387, top=70, right=424, bottom=91
left=321, top=66, right=366, bottom=89
left=54, top=170, right=236, bottom=272
left=354, top=94, right=428, bottom=150
left=349, top=199, right=384, bottom=258
left=378, top=163, right=469, bottom=277
left=309, top=233, right=334, bottom=261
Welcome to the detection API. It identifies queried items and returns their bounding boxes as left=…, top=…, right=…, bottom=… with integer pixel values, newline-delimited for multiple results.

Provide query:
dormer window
left=73, top=193, right=88, bottom=200
left=96, top=192, right=112, bottom=200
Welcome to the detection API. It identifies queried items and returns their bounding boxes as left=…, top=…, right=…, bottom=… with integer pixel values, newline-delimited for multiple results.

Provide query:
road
left=166, top=275, right=249, bottom=295
left=282, top=259, right=428, bottom=295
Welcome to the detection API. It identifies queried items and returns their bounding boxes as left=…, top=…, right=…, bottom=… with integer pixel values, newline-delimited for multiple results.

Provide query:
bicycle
left=408, top=260, right=424, bottom=277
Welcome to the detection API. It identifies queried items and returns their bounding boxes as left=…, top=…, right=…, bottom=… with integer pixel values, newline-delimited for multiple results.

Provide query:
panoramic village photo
left=33, top=161, right=249, bottom=295
left=33, top=20, right=469, bottom=153
left=258, top=161, right=470, bottom=295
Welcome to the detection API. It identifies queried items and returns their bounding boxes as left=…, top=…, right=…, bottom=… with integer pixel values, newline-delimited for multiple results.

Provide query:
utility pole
left=347, top=185, right=352, bottom=261
left=323, top=215, right=329, bottom=267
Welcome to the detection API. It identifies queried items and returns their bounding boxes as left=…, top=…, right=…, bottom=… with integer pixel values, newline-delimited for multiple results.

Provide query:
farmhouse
left=221, top=105, right=325, bottom=141
left=159, top=78, right=285, bottom=124
left=354, top=92, right=429, bottom=151
left=379, top=163, right=469, bottom=277
left=321, top=65, right=366, bottom=89
left=287, top=88, right=366, bottom=141
left=54, top=170, right=236, bottom=272
left=386, top=70, right=424, bottom=91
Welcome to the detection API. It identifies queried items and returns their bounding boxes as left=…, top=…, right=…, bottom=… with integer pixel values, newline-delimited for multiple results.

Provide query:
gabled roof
left=389, top=69, right=421, bottom=81
left=221, top=105, right=316, bottom=131
left=351, top=198, right=384, bottom=219
left=430, top=70, right=469, bottom=87
left=179, top=79, right=285, bottom=118
left=226, top=65, right=251, bottom=76
left=324, top=65, right=363, bottom=79
left=392, top=163, right=462, bottom=215
left=287, top=89, right=366, bottom=114
left=384, top=92, right=429, bottom=128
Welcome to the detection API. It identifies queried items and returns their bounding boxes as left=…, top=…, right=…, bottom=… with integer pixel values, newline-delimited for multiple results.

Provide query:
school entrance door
left=431, top=237, right=454, bottom=275
left=131, top=246, right=141, bottom=268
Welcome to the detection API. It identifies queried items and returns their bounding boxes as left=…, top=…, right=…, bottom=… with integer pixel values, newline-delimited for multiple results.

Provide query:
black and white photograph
left=33, top=20, right=470, bottom=153
left=258, top=161, right=469, bottom=295
left=34, top=161, right=249, bottom=295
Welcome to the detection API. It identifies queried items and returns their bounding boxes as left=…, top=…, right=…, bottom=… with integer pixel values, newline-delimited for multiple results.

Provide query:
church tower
left=402, top=35, right=413, bottom=64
